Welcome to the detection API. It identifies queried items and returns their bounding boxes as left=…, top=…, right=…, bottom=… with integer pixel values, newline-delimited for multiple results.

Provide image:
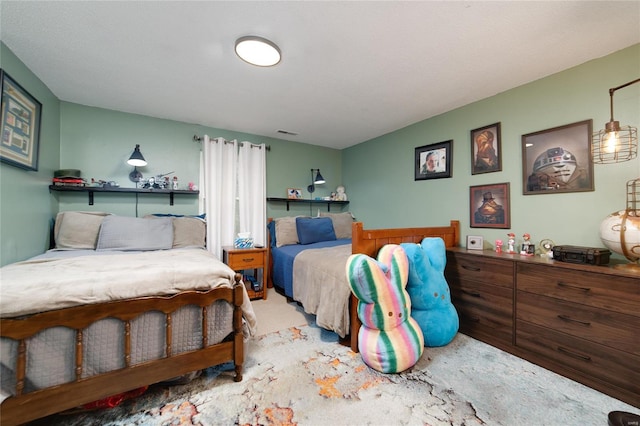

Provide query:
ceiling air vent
left=277, top=129, right=298, bottom=136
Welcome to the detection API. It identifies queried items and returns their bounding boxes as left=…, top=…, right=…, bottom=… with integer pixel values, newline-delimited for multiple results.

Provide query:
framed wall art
left=0, top=69, right=42, bottom=171
left=470, top=182, right=510, bottom=229
left=287, top=188, right=302, bottom=199
left=414, top=140, right=453, bottom=180
left=471, top=122, right=501, bottom=175
left=521, top=119, right=594, bottom=195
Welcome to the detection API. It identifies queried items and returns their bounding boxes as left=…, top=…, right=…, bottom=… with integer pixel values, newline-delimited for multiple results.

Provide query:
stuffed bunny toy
left=346, top=244, right=424, bottom=373
left=401, top=238, right=459, bottom=347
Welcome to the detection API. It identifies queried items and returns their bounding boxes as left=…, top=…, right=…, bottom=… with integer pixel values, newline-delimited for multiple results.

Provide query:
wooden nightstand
left=222, top=246, right=268, bottom=300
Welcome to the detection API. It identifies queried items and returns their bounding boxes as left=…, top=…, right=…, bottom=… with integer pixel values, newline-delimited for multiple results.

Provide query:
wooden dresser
left=445, top=248, right=640, bottom=408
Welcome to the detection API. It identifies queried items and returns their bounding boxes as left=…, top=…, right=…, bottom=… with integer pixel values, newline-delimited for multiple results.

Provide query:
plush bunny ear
left=420, top=237, right=446, bottom=272
left=346, top=253, right=387, bottom=304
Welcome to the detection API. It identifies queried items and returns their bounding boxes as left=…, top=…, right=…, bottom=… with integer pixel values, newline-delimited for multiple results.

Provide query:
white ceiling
left=2, top=1, right=639, bottom=150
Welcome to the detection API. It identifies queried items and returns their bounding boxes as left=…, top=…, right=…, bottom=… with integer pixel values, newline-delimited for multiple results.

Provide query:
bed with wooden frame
left=0, top=212, right=254, bottom=426
left=267, top=218, right=460, bottom=352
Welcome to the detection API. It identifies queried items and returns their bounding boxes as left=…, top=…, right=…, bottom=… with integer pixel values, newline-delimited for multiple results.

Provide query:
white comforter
left=0, top=249, right=257, bottom=336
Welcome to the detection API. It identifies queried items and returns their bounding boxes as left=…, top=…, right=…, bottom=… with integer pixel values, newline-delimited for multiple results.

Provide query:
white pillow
left=97, top=216, right=173, bottom=251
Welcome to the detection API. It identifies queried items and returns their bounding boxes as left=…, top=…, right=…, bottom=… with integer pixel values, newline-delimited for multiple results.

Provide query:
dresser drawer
left=517, top=291, right=640, bottom=356
left=451, top=282, right=513, bottom=347
left=517, top=263, right=640, bottom=317
left=446, top=253, right=514, bottom=289
left=516, top=321, right=640, bottom=398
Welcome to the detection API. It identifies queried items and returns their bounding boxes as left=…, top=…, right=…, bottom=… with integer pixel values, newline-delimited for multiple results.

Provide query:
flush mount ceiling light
left=235, top=36, right=281, bottom=67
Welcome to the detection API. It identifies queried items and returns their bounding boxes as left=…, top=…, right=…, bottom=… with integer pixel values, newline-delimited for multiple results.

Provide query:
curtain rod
left=193, top=135, right=271, bottom=151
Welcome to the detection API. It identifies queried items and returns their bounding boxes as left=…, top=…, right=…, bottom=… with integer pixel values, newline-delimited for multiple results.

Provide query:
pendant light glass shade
left=235, top=36, right=281, bottom=67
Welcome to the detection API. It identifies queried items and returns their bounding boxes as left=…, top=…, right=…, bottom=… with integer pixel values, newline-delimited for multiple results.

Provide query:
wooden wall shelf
left=266, top=197, right=349, bottom=212
left=49, top=185, right=199, bottom=206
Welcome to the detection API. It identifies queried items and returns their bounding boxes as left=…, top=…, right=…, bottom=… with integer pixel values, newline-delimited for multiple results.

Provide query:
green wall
left=2, top=40, right=638, bottom=266
left=343, top=44, right=640, bottom=259
left=57, top=102, right=343, bottom=218
left=0, top=43, right=60, bottom=266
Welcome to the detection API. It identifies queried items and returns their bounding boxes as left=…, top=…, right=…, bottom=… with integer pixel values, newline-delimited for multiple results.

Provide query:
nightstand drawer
left=226, top=252, right=263, bottom=269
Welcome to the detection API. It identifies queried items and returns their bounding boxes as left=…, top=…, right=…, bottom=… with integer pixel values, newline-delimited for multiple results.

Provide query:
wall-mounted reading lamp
left=127, top=144, right=147, bottom=182
left=592, top=78, right=639, bottom=164
left=307, top=168, right=325, bottom=195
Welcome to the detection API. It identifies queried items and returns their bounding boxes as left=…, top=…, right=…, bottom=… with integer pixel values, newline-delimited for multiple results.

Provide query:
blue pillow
left=296, top=217, right=336, bottom=245
left=267, top=221, right=277, bottom=248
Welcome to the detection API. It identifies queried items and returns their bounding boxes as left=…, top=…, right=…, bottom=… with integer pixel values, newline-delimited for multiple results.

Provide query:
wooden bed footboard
left=346, top=220, right=460, bottom=351
left=0, top=276, right=245, bottom=426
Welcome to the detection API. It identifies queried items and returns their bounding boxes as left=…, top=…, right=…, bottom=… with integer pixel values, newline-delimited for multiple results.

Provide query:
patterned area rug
left=37, top=324, right=635, bottom=425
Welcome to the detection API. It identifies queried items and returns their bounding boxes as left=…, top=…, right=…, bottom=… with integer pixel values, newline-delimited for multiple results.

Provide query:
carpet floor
left=34, top=322, right=637, bottom=426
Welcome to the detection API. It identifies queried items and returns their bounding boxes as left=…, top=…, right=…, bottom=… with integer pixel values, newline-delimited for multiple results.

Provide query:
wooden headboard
left=351, top=220, right=460, bottom=257
left=345, top=219, right=461, bottom=351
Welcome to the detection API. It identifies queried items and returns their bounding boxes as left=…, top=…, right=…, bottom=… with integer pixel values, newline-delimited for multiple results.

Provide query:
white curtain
left=238, top=142, right=267, bottom=246
left=200, top=136, right=238, bottom=259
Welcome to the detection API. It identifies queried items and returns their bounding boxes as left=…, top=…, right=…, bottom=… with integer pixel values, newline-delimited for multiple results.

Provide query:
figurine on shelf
left=495, top=239, right=503, bottom=254
left=507, top=233, right=516, bottom=253
left=335, top=185, right=348, bottom=201
left=521, top=233, right=531, bottom=255
left=172, top=176, right=179, bottom=190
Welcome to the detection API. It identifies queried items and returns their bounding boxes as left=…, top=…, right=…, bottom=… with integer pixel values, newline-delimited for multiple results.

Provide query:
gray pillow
left=96, top=216, right=173, bottom=251
left=275, top=216, right=300, bottom=248
left=54, top=211, right=111, bottom=249
left=319, top=211, right=354, bottom=239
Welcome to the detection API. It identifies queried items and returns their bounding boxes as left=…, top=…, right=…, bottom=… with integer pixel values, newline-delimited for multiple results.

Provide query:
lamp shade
left=127, top=144, right=147, bottom=167
left=314, top=170, right=325, bottom=184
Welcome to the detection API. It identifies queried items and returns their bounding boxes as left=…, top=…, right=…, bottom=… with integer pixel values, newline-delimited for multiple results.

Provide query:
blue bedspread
left=271, top=239, right=351, bottom=298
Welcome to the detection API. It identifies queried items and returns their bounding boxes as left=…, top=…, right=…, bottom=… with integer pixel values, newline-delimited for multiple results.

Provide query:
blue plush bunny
left=401, top=238, right=459, bottom=347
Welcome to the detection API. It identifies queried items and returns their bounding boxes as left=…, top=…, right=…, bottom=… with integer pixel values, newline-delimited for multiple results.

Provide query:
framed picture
left=0, top=69, right=42, bottom=171
left=521, top=119, right=594, bottom=195
left=414, top=140, right=453, bottom=180
left=470, top=182, right=510, bottom=229
left=287, top=188, right=302, bottom=199
left=471, top=122, right=501, bottom=174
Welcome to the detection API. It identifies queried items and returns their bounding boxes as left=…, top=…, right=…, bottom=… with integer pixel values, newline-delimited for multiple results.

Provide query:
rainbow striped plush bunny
left=346, top=244, right=424, bottom=373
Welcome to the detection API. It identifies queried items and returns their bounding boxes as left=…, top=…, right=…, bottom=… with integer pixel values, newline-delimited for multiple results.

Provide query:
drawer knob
left=557, top=281, right=591, bottom=292
left=557, top=314, right=591, bottom=326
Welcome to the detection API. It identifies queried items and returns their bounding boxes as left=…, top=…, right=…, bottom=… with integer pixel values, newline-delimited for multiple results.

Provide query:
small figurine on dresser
left=521, top=233, right=534, bottom=255
left=495, top=239, right=503, bottom=253
left=507, top=233, right=516, bottom=253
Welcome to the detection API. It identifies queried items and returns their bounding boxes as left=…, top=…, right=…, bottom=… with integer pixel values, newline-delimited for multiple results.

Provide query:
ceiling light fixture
left=235, top=36, right=281, bottom=67
left=592, top=78, right=639, bottom=164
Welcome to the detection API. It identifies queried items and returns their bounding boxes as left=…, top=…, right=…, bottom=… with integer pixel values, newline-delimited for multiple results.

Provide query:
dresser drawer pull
left=556, top=281, right=591, bottom=292
left=241, top=257, right=256, bottom=263
left=557, top=346, right=591, bottom=362
left=557, top=314, right=591, bottom=326
left=461, top=289, right=482, bottom=298
left=461, top=264, right=481, bottom=272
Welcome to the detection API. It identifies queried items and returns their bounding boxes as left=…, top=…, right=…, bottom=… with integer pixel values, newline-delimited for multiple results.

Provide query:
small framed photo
left=0, top=69, right=42, bottom=171
left=522, top=119, right=594, bottom=195
left=415, top=140, right=453, bottom=180
left=471, top=122, right=501, bottom=174
left=470, top=182, right=510, bottom=229
left=287, top=188, right=302, bottom=199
